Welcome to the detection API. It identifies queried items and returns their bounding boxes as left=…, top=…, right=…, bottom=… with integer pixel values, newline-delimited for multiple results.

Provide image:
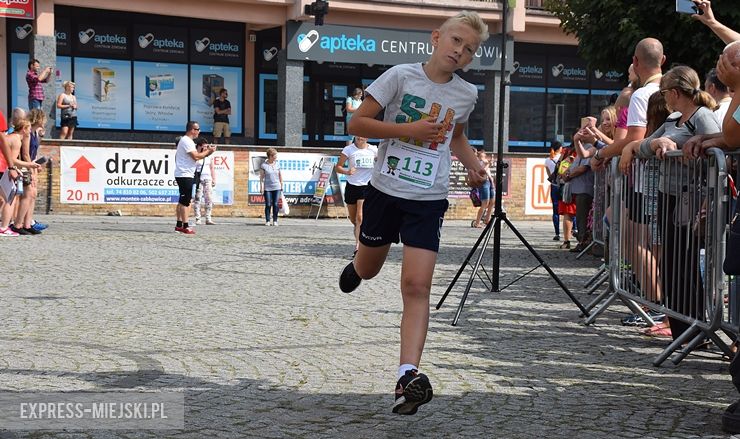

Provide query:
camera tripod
left=435, top=0, right=589, bottom=325
left=435, top=202, right=590, bottom=326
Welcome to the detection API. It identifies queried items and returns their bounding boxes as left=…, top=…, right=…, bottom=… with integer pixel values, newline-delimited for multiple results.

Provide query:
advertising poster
left=247, top=152, right=344, bottom=206
left=74, top=58, right=132, bottom=129
left=10, top=54, right=71, bottom=116
left=209, top=150, right=235, bottom=205
left=0, top=0, right=34, bottom=19
left=189, top=65, right=242, bottom=134
left=524, top=158, right=552, bottom=215
left=448, top=157, right=509, bottom=199
left=60, top=147, right=234, bottom=205
left=133, top=61, right=188, bottom=131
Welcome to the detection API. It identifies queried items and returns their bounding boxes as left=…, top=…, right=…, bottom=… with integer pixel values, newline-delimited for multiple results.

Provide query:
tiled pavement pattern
left=0, top=215, right=736, bottom=438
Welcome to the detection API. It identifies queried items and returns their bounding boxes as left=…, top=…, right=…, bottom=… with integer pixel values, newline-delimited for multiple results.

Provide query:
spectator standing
left=193, top=138, right=217, bottom=226
left=556, top=148, right=577, bottom=249
left=174, top=122, right=216, bottom=235
left=630, top=65, right=720, bottom=342
left=545, top=141, right=562, bottom=241
left=472, top=148, right=494, bottom=228
left=16, top=109, right=46, bottom=234
left=0, top=111, right=21, bottom=236
left=213, top=89, right=231, bottom=144
left=591, top=38, right=665, bottom=168
left=6, top=119, right=41, bottom=235
left=56, top=81, right=78, bottom=139
left=705, top=68, right=732, bottom=127
left=563, top=141, right=594, bottom=253
left=260, top=148, right=283, bottom=226
left=345, top=87, right=363, bottom=145
left=26, top=59, right=53, bottom=110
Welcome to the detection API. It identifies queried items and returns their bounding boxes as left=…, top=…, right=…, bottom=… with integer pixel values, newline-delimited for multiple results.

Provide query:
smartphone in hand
left=34, top=156, right=48, bottom=165
left=676, top=0, right=703, bottom=15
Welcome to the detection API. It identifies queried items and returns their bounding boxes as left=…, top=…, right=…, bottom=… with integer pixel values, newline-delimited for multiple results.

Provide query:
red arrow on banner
left=71, top=156, right=95, bottom=182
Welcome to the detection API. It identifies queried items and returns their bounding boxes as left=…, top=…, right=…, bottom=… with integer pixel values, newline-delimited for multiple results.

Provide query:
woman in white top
left=56, top=81, right=78, bottom=140
left=260, top=148, right=283, bottom=226
left=335, top=136, right=378, bottom=256
left=193, top=138, right=217, bottom=225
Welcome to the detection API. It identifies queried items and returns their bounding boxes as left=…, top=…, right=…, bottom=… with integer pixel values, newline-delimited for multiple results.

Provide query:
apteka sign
left=0, top=0, right=34, bottom=20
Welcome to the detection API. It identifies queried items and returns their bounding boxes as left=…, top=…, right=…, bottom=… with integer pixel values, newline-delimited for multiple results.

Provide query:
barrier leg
left=585, top=272, right=608, bottom=296
left=671, top=331, right=710, bottom=365
left=653, top=324, right=699, bottom=367
left=576, top=241, right=595, bottom=260
left=583, top=264, right=606, bottom=288
left=583, top=291, right=619, bottom=325
left=583, top=286, right=612, bottom=315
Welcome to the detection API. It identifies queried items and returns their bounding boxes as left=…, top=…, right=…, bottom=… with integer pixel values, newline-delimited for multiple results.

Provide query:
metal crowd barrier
left=720, top=151, right=740, bottom=343
left=584, top=148, right=732, bottom=366
left=580, top=161, right=610, bottom=294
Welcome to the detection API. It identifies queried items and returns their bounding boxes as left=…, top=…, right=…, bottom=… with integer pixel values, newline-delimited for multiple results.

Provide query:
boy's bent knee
left=355, top=264, right=381, bottom=280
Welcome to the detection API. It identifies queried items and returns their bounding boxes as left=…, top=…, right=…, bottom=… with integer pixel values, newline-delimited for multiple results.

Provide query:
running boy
left=338, top=11, right=489, bottom=415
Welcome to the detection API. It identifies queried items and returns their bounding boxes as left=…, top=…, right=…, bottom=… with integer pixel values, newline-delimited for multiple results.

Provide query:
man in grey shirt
left=563, top=154, right=594, bottom=252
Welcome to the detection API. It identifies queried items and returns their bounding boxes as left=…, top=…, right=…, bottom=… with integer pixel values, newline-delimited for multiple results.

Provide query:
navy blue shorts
left=359, top=184, right=449, bottom=253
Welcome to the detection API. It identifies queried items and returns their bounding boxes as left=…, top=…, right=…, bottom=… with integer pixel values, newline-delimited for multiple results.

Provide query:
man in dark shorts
left=174, top=121, right=216, bottom=234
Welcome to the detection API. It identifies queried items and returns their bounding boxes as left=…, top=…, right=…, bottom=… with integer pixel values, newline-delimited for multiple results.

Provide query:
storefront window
left=467, top=84, right=485, bottom=147
left=509, top=86, right=546, bottom=148
left=546, top=88, right=589, bottom=144
left=258, top=73, right=309, bottom=141
left=590, top=90, right=620, bottom=119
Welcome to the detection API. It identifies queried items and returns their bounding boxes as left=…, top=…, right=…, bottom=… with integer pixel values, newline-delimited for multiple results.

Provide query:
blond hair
left=661, top=65, right=716, bottom=110
left=441, top=10, right=489, bottom=43
left=266, top=148, right=278, bottom=158
left=62, top=80, right=75, bottom=90
left=600, top=106, right=617, bottom=138
left=13, top=119, right=30, bottom=133
left=28, top=108, right=46, bottom=128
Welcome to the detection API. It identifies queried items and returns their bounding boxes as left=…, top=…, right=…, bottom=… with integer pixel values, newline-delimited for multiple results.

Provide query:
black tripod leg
left=451, top=217, right=498, bottom=326
left=501, top=215, right=590, bottom=317
left=436, top=217, right=494, bottom=310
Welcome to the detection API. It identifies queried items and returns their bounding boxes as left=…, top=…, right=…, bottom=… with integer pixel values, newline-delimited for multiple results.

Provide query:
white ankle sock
left=398, top=364, right=417, bottom=380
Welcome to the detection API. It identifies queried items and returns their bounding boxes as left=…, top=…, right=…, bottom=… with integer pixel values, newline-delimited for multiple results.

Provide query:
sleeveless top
left=60, top=94, right=77, bottom=118
left=29, top=131, right=40, bottom=161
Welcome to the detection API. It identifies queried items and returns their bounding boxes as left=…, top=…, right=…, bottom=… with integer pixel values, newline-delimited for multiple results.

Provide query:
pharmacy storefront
left=253, top=21, right=512, bottom=148
left=7, top=6, right=245, bottom=136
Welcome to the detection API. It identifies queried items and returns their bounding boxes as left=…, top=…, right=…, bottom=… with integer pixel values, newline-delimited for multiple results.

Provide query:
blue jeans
left=28, top=98, right=42, bottom=110
left=551, top=185, right=560, bottom=236
left=264, top=190, right=280, bottom=222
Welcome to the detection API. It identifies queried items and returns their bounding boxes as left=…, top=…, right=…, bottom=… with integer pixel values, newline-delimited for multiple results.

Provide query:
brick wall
left=34, top=140, right=551, bottom=221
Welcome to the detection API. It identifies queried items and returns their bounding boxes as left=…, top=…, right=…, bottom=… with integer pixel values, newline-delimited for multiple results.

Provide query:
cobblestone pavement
left=0, top=215, right=736, bottom=438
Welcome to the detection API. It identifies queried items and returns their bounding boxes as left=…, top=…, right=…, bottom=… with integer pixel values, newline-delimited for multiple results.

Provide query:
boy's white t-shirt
left=174, top=136, right=197, bottom=178
left=341, top=143, right=378, bottom=186
left=365, top=63, right=478, bottom=201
